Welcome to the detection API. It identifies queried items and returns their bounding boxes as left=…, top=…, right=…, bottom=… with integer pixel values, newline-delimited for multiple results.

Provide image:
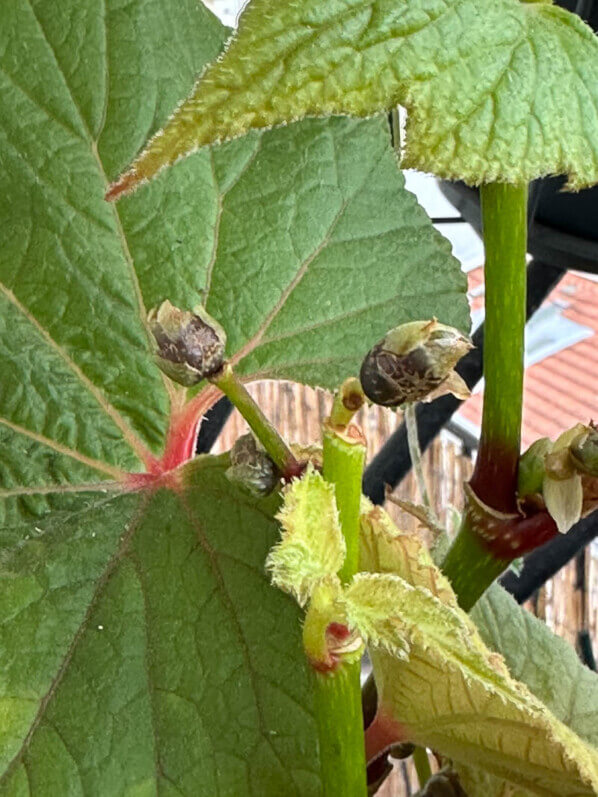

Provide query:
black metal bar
left=196, top=396, right=234, bottom=453
left=500, top=509, right=598, bottom=603
left=578, top=630, right=597, bottom=671
left=362, top=260, right=566, bottom=503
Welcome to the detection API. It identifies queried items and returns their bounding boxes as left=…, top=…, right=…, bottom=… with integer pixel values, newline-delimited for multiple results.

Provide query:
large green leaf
left=0, top=0, right=468, bottom=793
left=109, top=0, right=598, bottom=194
left=0, top=0, right=467, bottom=480
left=0, top=459, right=320, bottom=796
left=473, top=584, right=598, bottom=747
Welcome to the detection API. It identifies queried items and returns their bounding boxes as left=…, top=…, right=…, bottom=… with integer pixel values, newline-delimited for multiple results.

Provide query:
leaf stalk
left=211, top=364, right=300, bottom=477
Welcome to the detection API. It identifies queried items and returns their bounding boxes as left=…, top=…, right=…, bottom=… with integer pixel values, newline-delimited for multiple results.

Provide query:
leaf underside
left=115, top=0, right=598, bottom=192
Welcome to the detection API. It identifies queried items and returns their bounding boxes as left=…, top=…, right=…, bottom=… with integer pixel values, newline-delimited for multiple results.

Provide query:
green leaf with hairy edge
left=0, top=0, right=466, bottom=792
left=462, top=584, right=598, bottom=796
left=0, top=459, right=321, bottom=796
left=359, top=506, right=598, bottom=795
left=267, top=467, right=345, bottom=607
left=473, top=584, right=598, bottom=746
left=110, top=0, right=598, bottom=194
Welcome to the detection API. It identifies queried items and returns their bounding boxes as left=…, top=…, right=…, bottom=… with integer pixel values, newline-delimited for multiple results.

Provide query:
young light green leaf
left=359, top=500, right=455, bottom=605
left=267, top=466, right=345, bottom=606
left=109, top=0, right=598, bottom=196
left=344, top=572, right=471, bottom=662
left=360, top=508, right=598, bottom=795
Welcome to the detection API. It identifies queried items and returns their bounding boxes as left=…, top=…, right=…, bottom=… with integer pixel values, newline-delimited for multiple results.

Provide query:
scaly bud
left=148, top=300, right=226, bottom=386
left=226, top=433, right=279, bottom=496
left=570, top=424, right=598, bottom=477
left=517, top=437, right=552, bottom=500
left=359, top=319, right=472, bottom=407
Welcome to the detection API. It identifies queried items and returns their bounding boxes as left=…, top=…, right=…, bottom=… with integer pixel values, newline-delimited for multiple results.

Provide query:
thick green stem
left=212, top=364, right=300, bottom=476
left=323, top=423, right=366, bottom=584
left=440, top=517, right=509, bottom=611
left=314, top=420, right=367, bottom=796
left=442, top=183, right=528, bottom=609
left=314, top=664, right=367, bottom=796
left=471, top=183, right=528, bottom=512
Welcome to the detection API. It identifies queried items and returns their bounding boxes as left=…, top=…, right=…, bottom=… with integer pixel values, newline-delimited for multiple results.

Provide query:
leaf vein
left=0, top=282, right=154, bottom=469
left=0, top=416, right=127, bottom=482
left=178, top=493, right=295, bottom=793
left=0, top=492, right=150, bottom=787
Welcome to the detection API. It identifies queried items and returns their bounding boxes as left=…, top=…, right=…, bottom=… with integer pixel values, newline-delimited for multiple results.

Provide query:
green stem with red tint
left=442, top=183, right=528, bottom=611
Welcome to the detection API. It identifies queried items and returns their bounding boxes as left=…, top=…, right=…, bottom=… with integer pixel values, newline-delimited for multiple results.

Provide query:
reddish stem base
left=125, top=386, right=221, bottom=492
left=365, top=711, right=408, bottom=765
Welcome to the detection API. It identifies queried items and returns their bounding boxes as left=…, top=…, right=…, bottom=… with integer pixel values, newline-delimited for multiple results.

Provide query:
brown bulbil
left=360, top=319, right=472, bottom=407
left=226, top=433, right=279, bottom=496
left=148, top=300, right=226, bottom=386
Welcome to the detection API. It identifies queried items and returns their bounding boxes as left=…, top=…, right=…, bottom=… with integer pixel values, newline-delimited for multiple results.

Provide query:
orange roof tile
left=456, top=270, right=598, bottom=449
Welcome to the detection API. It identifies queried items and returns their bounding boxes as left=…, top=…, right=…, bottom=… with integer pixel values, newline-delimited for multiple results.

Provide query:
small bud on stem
left=149, top=300, right=301, bottom=480
left=148, top=300, right=226, bottom=386
left=329, top=377, right=365, bottom=428
left=211, top=364, right=301, bottom=479
left=359, top=319, right=472, bottom=407
left=226, top=433, right=279, bottom=496
left=570, top=424, right=598, bottom=477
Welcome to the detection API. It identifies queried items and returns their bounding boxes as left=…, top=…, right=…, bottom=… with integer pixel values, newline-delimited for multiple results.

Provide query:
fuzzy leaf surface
left=267, top=467, right=345, bottom=606
left=360, top=508, right=598, bottom=795
left=461, top=583, right=598, bottom=795
left=472, top=584, right=598, bottom=748
left=113, top=0, right=598, bottom=192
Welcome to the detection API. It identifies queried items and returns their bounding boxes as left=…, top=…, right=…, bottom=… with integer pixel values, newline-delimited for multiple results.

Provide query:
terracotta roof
left=456, top=269, right=598, bottom=449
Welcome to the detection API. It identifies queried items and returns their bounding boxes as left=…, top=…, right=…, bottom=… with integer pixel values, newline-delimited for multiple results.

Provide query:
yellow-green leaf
left=360, top=508, right=598, bottom=795
left=359, top=500, right=455, bottom=605
left=110, top=0, right=598, bottom=197
left=267, top=466, right=345, bottom=605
